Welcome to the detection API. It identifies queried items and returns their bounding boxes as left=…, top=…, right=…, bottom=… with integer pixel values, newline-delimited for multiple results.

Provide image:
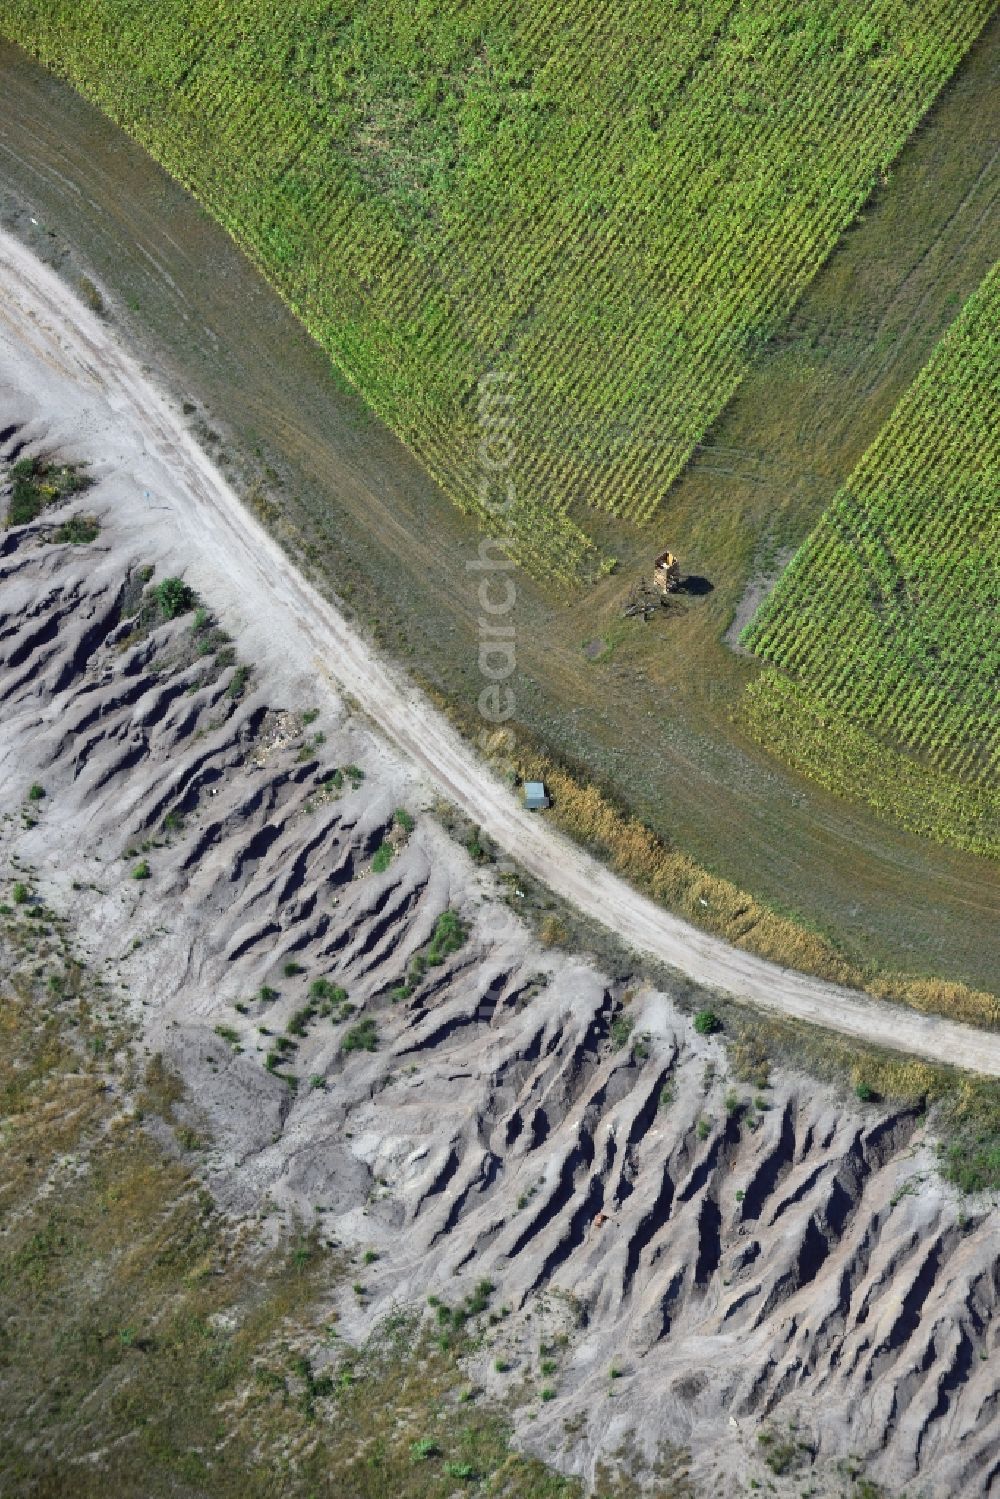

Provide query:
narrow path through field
left=2, top=227, right=998, bottom=1077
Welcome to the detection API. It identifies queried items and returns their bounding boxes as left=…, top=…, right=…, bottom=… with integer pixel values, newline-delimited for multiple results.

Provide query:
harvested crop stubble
left=6, top=0, right=994, bottom=577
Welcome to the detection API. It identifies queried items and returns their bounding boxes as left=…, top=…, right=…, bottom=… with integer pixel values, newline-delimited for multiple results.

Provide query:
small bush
left=694, top=1009, right=721, bottom=1035
left=131, top=860, right=151, bottom=880
left=762, top=1440, right=800, bottom=1476
left=155, top=576, right=195, bottom=619
left=259, top=985, right=278, bottom=1003
left=27, top=784, right=45, bottom=802
left=410, top=1437, right=439, bottom=1462
left=283, top=961, right=304, bottom=977
left=309, top=979, right=349, bottom=1016
left=855, top=1081, right=876, bottom=1102
left=56, top=514, right=99, bottom=544
left=540, top=1387, right=556, bottom=1402
left=696, top=1118, right=711, bottom=1140
left=466, top=828, right=488, bottom=862
left=393, top=807, right=415, bottom=832
left=227, top=664, right=251, bottom=699
left=371, top=842, right=393, bottom=874
left=610, top=1013, right=634, bottom=1049
left=7, top=456, right=89, bottom=527
left=342, top=1018, right=378, bottom=1054
left=426, top=909, right=467, bottom=966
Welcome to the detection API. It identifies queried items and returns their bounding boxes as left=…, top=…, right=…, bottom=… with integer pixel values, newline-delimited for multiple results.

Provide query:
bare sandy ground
left=0, top=224, right=997, bottom=1085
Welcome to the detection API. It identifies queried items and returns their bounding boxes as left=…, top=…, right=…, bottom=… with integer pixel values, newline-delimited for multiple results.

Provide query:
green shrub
left=8, top=457, right=88, bottom=527
left=27, top=784, right=45, bottom=802
left=371, top=842, right=393, bottom=873
left=314, top=982, right=352, bottom=1021
left=342, top=1018, right=378, bottom=1054
left=855, top=1081, right=876, bottom=1102
left=283, top=961, right=304, bottom=977
left=13, top=880, right=30, bottom=905
left=762, top=1439, right=799, bottom=1475
left=694, top=1009, right=721, bottom=1035
left=610, top=1013, right=634, bottom=1049
left=227, top=664, right=250, bottom=699
left=56, top=514, right=99, bottom=544
left=131, top=860, right=151, bottom=880
left=155, top=576, right=195, bottom=619
left=410, top=1437, right=439, bottom=1462
left=426, top=909, right=466, bottom=966
left=393, top=807, right=415, bottom=832
left=259, top=985, right=278, bottom=1003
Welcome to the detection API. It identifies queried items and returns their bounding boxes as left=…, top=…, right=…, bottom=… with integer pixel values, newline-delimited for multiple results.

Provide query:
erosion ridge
left=1, top=417, right=998, bottom=1497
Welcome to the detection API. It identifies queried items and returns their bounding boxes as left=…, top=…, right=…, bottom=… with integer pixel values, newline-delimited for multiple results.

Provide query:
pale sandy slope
left=2, top=226, right=997, bottom=1076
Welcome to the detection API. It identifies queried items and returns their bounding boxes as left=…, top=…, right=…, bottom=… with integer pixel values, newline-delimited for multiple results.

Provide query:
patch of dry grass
left=510, top=745, right=999, bottom=1031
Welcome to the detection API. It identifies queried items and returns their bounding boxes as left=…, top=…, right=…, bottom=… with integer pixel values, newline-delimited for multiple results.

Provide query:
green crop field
left=4, top=0, right=993, bottom=577
left=742, top=263, right=999, bottom=856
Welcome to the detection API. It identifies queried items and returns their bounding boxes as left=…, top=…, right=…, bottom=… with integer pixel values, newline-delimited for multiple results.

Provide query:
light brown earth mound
left=1, top=445, right=999, bottom=1497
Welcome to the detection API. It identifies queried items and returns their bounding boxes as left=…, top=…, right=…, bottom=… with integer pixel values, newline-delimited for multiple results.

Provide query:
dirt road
left=2, top=226, right=998, bottom=1076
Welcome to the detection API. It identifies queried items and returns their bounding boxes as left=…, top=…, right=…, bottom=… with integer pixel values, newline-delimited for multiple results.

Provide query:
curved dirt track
left=2, top=226, right=998, bottom=1078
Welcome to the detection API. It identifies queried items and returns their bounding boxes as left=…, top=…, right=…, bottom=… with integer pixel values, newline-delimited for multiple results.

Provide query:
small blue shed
left=524, top=780, right=549, bottom=811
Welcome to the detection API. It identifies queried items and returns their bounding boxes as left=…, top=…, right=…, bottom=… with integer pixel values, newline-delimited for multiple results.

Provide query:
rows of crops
left=5, top=0, right=993, bottom=577
left=743, top=264, right=999, bottom=826
left=741, top=674, right=1000, bottom=858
